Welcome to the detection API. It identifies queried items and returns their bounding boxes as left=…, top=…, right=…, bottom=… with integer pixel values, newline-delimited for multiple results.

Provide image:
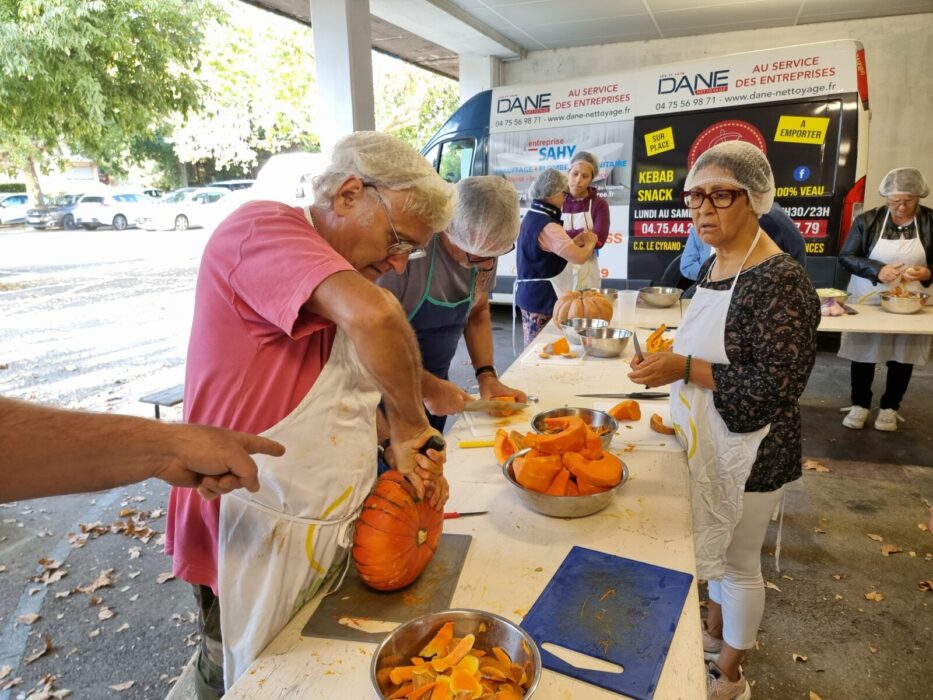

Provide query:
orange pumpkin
left=608, top=399, right=641, bottom=421
left=352, top=471, right=443, bottom=591
left=552, top=290, right=613, bottom=328
left=562, top=451, right=623, bottom=488
left=650, top=413, right=676, bottom=435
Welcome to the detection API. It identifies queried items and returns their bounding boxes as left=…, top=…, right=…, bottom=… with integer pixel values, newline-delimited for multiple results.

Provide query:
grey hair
left=447, top=177, right=520, bottom=256
left=878, top=168, right=929, bottom=198
left=685, top=141, right=775, bottom=216
left=529, top=168, right=568, bottom=200
left=570, top=151, right=599, bottom=178
left=312, top=131, right=456, bottom=231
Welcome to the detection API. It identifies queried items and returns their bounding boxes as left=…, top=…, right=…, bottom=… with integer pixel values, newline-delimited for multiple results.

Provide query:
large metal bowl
left=639, top=286, right=682, bottom=307
left=580, top=327, right=632, bottom=358
left=880, top=291, right=929, bottom=314
left=502, top=448, right=628, bottom=518
left=560, top=317, right=609, bottom=346
left=581, top=287, right=619, bottom=303
left=371, top=609, right=541, bottom=698
left=531, top=406, right=618, bottom=450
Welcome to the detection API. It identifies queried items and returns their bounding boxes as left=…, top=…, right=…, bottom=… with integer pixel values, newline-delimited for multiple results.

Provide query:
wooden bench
left=139, top=384, right=185, bottom=420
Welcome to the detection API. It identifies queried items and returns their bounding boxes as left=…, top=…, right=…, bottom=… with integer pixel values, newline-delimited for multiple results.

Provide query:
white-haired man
left=378, top=176, right=527, bottom=432
left=166, top=132, right=455, bottom=696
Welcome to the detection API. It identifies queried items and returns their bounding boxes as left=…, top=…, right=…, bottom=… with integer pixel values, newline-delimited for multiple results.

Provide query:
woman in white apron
left=556, top=151, right=610, bottom=293
left=838, top=168, right=933, bottom=432
left=628, top=141, right=821, bottom=700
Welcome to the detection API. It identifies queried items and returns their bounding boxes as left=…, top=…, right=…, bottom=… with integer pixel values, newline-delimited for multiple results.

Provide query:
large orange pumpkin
left=552, top=290, right=613, bottom=328
left=352, top=471, right=443, bottom=591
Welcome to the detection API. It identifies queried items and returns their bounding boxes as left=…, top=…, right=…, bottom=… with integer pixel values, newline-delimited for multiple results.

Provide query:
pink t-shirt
left=165, top=200, right=355, bottom=591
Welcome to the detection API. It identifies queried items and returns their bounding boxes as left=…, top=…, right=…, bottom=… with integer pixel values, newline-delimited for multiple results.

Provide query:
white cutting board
left=593, top=401, right=683, bottom=452
left=461, top=405, right=534, bottom=439
left=520, top=342, right=585, bottom=367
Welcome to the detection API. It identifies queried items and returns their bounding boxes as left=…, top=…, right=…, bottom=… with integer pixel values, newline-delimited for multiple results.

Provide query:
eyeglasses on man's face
left=886, top=197, right=918, bottom=210
left=365, top=184, right=427, bottom=260
left=463, top=243, right=515, bottom=268
left=683, top=189, right=746, bottom=209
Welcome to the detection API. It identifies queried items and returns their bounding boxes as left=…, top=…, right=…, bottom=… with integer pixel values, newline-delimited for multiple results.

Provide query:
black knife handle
left=418, top=435, right=446, bottom=455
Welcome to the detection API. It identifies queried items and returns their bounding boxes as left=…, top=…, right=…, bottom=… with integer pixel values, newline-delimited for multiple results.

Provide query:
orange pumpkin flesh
left=650, top=413, right=676, bottom=435
left=608, top=399, right=641, bottom=421
left=489, top=395, right=521, bottom=417
left=352, top=471, right=443, bottom=591
left=494, top=428, right=514, bottom=465
left=561, top=451, right=623, bottom=488
left=524, top=415, right=586, bottom=454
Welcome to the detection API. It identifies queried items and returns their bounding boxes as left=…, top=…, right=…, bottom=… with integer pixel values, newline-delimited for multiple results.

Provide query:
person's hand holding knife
left=387, top=425, right=448, bottom=509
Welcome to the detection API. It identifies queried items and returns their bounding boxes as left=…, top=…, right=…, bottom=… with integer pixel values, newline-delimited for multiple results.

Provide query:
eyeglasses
left=886, top=197, right=917, bottom=209
left=683, top=189, right=745, bottom=209
left=365, top=184, right=427, bottom=260
left=464, top=243, right=515, bottom=268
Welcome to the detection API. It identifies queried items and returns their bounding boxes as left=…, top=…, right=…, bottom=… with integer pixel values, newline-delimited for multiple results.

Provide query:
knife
left=575, top=392, right=670, bottom=399
left=462, top=400, right=529, bottom=412
left=443, top=511, right=488, bottom=519
left=632, top=332, right=645, bottom=362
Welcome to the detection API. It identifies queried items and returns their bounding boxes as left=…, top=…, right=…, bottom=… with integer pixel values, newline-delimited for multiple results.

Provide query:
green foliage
left=374, top=55, right=459, bottom=149
left=0, top=182, right=27, bottom=193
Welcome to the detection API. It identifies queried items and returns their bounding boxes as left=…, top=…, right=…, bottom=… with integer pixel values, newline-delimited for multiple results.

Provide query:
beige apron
left=554, top=202, right=601, bottom=293
left=838, top=212, right=930, bottom=366
left=217, top=329, right=380, bottom=687
left=669, top=230, right=771, bottom=580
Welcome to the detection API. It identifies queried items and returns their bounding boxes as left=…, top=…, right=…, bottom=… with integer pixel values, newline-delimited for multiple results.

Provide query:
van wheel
left=112, top=214, right=128, bottom=231
left=174, top=215, right=189, bottom=231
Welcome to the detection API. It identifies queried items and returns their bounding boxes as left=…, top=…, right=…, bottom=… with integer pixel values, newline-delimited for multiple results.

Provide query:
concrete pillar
left=309, top=0, right=375, bottom=151
left=459, top=54, right=501, bottom=104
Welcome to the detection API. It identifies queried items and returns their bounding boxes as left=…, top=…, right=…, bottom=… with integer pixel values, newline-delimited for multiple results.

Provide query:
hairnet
left=312, top=131, right=456, bottom=232
left=529, top=168, right=568, bottom=200
left=878, top=168, right=929, bottom=198
left=447, top=177, right=520, bottom=256
left=684, top=141, right=775, bottom=215
left=570, top=151, right=599, bottom=178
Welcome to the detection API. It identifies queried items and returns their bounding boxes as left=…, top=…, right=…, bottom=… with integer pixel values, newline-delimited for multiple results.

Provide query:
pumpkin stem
left=416, top=527, right=428, bottom=545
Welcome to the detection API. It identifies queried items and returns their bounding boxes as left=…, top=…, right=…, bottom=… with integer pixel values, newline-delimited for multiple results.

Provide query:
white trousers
left=708, top=487, right=785, bottom=650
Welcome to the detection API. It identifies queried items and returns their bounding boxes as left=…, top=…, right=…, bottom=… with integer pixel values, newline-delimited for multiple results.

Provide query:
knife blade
left=462, top=400, right=529, bottom=412
left=443, top=511, right=488, bottom=519
left=632, top=332, right=645, bottom=362
left=575, top=392, right=670, bottom=399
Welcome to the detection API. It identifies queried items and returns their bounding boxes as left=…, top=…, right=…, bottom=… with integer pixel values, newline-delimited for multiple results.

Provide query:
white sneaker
left=874, top=408, right=903, bottom=432
left=841, top=405, right=870, bottom=429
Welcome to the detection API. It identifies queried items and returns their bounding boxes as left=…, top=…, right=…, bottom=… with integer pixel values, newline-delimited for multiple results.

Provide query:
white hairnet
left=570, top=151, right=599, bottom=178
left=312, top=131, right=456, bottom=232
left=529, top=168, right=568, bottom=200
left=448, top=177, right=520, bottom=256
left=878, top=168, right=929, bottom=198
left=685, top=141, right=775, bottom=215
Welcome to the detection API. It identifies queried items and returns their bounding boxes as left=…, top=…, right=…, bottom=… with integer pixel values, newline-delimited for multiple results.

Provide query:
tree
left=0, top=0, right=217, bottom=203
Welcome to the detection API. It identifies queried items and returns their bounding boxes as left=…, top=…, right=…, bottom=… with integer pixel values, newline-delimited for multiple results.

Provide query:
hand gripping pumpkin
left=352, top=471, right=443, bottom=591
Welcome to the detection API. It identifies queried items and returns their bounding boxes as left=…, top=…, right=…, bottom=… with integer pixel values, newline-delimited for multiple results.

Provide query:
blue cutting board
left=521, top=546, right=694, bottom=699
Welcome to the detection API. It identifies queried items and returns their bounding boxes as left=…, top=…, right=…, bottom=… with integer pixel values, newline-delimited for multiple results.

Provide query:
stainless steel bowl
left=560, top=317, right=609, bottom=346
left=371, top=609, right=541, bottom=698
left=638, top=286, right=682, bottom=308
left=880, top=291, right=929, bottom=314
left=531, top=406, right=618, bottom=450
left=580, top=327, right=632, bottom=358
left=815, top=288, right=849, bottom=303
left=581, top=287, right=619, bottom=303
left=502, top=448, right=628, bottom=518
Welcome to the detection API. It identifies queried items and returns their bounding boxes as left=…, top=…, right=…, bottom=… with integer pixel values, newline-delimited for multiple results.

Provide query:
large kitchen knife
left=462, top=399, right=529, bottom=412
left=575, top=391, right=670, bottom=399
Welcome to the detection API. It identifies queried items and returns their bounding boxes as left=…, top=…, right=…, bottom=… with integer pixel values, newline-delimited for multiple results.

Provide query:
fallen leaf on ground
left=782, top=574, right=794, bottom=580
left=918, top=580, right=933, bottom=592
left=809, top=692, right=823, bottom=700
left=23, top=673, right=70, bottom=699
left=793, top=653, right=808, bottom=663
left=834, top=594, right=843, bottom=600
left=0, top=676, right=22, bottom=691
left=116, top=623, right=129, bottom=632
left=881, top=544, right=903, bottom=557
left=24, top=635, right=53, bottom=665
left=864, top=591, right=885, bottom=602
left=127, top=571, right=141, bottom=579
left=128, top=547, right=141, bottom=560
left=77, top=569, right=113, bottom=594
left=156, top=572, right=175, bottom=584
left=919, top=523, right=929, bottom=532
left=88, top=596, right=102, bottom=606
left=17, top=613, right=40, bottom=625
left=0, top=565, right=6, bottom=573
left=98, top=607, right=115, bottom=621
left=765, top=581, right=782, bottom=592
left=866, top=533, right=883, bottom=542
left=803, top=459, right=830, bottom=472
left=814, top=528, right=826, bottom=534
left=869, top=645, right=878, bottom=653
left=0, top=666, right=10, bottom=680
left=832, top=574, right=844, bottom=581
left=109, top=681, right=135, bottom=691
left=88, top=629, right=100, bottom=639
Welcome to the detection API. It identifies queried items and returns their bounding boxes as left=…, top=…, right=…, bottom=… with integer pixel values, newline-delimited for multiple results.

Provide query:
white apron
left=669, top=230, right=771, bottom=580
left=553, top=202, right=601, bottom=294
left=838, top=212, right=930, bottom=366
left=217, top=329, right=380, bottom=687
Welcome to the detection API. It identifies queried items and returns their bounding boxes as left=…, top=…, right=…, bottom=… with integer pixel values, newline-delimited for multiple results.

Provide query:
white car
left=137, top=187, right=230, bottom=231
left=73, top=193, right=156, bottom=230
left=0, top=193, right=33, bottom=224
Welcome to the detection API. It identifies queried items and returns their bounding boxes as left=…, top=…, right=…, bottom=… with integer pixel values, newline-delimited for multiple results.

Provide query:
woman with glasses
left=628, top=141, right=820, bottom=700
left=838, top=168, right=933, bottom=432
left=378, top=176, right=527, bottom=432
left=515, top=168, right=599, bottom=345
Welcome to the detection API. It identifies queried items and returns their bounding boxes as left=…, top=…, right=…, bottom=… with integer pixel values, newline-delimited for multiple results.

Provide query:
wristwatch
left=474, top=364, right=497, bottom=379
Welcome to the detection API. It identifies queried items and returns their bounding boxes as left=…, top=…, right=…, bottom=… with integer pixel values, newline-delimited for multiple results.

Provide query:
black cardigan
left=839, top=204, right=933, bottom=285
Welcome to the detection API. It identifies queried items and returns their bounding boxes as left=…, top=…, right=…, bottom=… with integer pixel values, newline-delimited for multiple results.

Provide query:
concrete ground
left=446, top=310, right=933, bottom=700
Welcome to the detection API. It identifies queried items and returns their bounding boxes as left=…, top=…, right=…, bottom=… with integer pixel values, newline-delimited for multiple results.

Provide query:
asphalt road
left=0, top=224, right=212, bottom=699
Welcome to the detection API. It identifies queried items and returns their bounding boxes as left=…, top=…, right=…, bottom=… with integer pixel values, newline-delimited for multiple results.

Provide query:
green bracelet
left=684, top=354, right=692, bottom=384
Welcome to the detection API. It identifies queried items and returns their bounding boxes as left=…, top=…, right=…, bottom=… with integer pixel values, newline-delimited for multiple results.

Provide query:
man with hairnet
left=379, top=176, right=527, bottom=432
left=166, top=131, right=454, bottom=697
left=839, top=167, right=932, bottom=432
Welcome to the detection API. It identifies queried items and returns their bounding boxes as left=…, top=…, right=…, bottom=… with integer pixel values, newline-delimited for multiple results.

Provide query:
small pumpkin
left=352, top=471, right=443, bottom=591
left=552, top=290, right=613, bottom=328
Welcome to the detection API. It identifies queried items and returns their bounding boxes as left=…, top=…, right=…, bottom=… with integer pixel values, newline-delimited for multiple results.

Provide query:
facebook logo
left=793, top=166, right=811, bottom=182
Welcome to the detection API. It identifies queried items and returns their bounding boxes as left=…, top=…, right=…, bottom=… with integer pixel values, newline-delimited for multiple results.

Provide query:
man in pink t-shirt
left=166, top=132, right=455, bottom=696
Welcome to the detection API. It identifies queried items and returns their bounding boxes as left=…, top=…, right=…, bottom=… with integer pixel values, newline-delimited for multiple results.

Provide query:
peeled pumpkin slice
left=513, top=454, right=563, bottom=493
left=488, top=395, right=521, bottom=417
left=543, top=337, right=570, bottom=355
left=576, top=477, right=610, bottom=495
left=524, top=415, right=586, bottom=454
left=493, top=429, right=514, bottom=466
left=420, top=622, right=455, bottom=658
left=580, top=428, right=603, bottom=460
left=545, top=467, right=571, bottom=496
left=430, top=675, right=453, bottom=700
left=431, top=634, right=476, bottom=672
left=650, top=413, right=676, bottom=435
left=562, top=451, right=623, bottom=488
left=450, top=667, right=484, bottom=698
left=608, top=399, right=641, bottom=421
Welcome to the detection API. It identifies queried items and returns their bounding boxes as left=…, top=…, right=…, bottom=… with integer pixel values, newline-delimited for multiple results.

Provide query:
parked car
left=0, top=193, right=33, bottom=224
left=73, top=193, right=156, bottom=230
left=137, top=187, right=230, bottom=231
left=211, top=179, right=255, bottom=191
left=26, top=193, right=84, bottom=229
left=253, top=152, right=328, bottom=205
left=143, top=188, right=164, bottom=199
